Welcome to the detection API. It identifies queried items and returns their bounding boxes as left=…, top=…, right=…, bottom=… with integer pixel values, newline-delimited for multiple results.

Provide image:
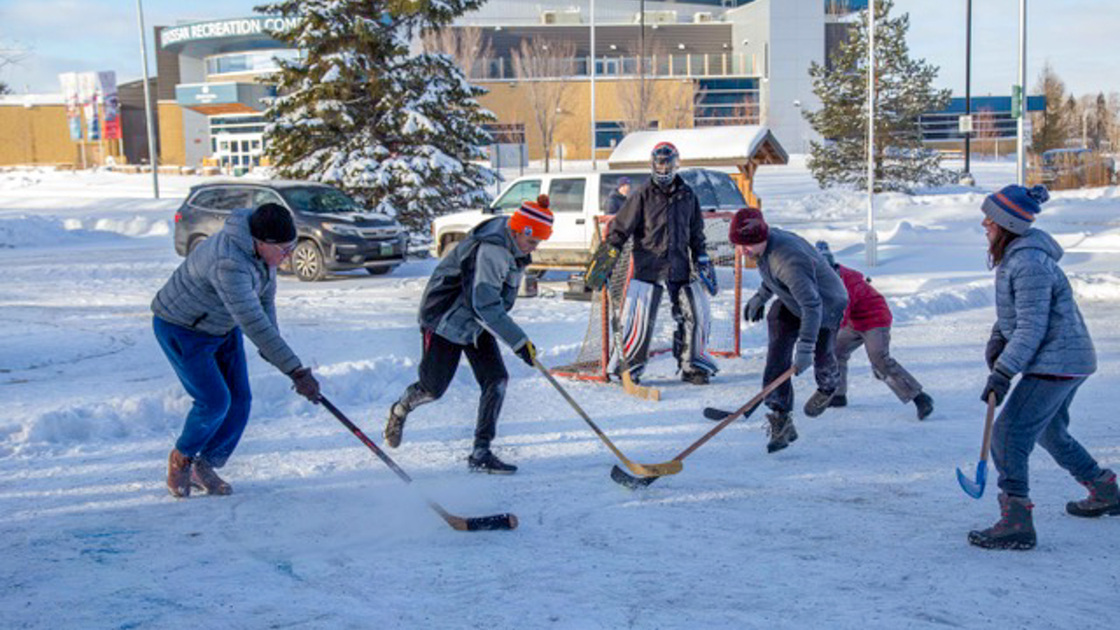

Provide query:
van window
left=189, top=189, right=224, bottom=210
left=598, top=173, right=650, bottom=212
left=493, top=180, right=541, bottom=212
left=547, top=179, right=586, bottom=213
left=211, top=188, right=253, bottom=211
left=252, top=188, right=285, bottom=208
left=706, top=171, right=746, bottom=208
left=680, top=170, right=718, bottom=210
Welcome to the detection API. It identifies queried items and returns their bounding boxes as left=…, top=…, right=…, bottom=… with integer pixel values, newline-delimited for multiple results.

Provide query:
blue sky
left=1, top=0, right=1117, bottom=98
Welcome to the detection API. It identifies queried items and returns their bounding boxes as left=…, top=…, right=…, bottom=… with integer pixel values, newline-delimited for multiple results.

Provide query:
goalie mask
left=650, top=142, right=679, bottom=189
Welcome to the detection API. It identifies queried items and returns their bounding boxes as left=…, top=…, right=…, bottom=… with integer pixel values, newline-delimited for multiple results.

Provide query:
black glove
left=290, top=366, right=321, bottom=403
left=744, top=293, right=766, bottom=322
left=981, top=367, right=1012, bottom=406
left=985, top=332, right=1007, bottom=371
left=515, top=340, right=537, bottom=367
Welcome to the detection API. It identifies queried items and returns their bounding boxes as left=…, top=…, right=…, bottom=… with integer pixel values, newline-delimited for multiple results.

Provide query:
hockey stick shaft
left=319, top=396, right=517, bottom=531
left=534, top=359, right=681, bottom=476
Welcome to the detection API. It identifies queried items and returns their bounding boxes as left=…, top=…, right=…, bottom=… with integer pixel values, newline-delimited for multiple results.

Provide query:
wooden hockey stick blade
left=624, top=458, right=682, bottom=477
left=446, top=513, right=520, bottom=532
left=621, top=371, right=661, bottom=401
left=609, top=464, right=658, bottom=488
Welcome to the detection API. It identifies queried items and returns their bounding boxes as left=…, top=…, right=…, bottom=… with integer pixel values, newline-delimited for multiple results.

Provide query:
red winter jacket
left=836, top=265, right=892, bottom=332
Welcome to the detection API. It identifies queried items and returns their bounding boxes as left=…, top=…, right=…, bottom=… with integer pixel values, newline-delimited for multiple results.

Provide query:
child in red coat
left=816, top=241, right=934, bottom=420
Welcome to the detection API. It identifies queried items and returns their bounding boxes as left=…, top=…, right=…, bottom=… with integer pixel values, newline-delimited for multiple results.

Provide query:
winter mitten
left=290, top=366, right=321, bottom=402
left=793, top=348, right=813, bottom=375
left=981, top=367, right=1012, bottom=406
left=985, top=332, right=1007, bottom=371
left=515, top=340, right=538, bottom=367
left=744, top=293, right=767, bottom=322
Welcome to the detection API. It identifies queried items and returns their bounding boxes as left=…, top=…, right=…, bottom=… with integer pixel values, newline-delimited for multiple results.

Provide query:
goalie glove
left=696, top=254, right=718, bottom=296
left=585, top=242, right=620, bottom=291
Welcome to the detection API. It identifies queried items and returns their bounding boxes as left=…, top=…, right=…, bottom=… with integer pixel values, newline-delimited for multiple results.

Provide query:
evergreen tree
left=1031, top=63, right=1070, bottom=154
left=1091, top=92, right=1109, bottom=150
left=0, top=82, right=11, bottom=95
left=803, top=0, right=952, bottom=192
left=257, top=0, right=496, bottom=232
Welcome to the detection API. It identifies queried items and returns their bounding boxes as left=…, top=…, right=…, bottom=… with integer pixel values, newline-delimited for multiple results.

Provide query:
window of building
left=595, top=121, right=658, bottom=150
left=694, top=78, right=760, bottom=127
left=205, top=49, right=301, bottom=77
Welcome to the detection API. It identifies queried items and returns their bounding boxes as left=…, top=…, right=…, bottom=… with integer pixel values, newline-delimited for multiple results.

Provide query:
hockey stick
left=606, top=287, right=661, bottom=401
left=611, top=367, right=797, bottom=490
left=319, top=396, right=518, bottom=532
left=533, top=359, right=681, bottom=477
left=956, top=393, right=997, bottom=499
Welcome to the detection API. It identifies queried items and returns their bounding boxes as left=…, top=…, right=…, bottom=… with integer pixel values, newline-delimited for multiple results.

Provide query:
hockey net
left=553, top=212, right=743, bottom=382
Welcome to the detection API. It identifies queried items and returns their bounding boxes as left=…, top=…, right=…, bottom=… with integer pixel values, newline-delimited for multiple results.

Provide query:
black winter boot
left=1066, top=469, right=1120, bottom=518
left=681, top=370, right=710, bottom=385
left=968, top=493, right=1036, bottom=550
left=765, top=411, right=798, bottom=453
left=828, top=395, right=848, bottom=408
left=913, top=392, right=934, bottom=420
left=803, top=390, right=836, bottom=418
left=468, top=447, right=518, bottom=475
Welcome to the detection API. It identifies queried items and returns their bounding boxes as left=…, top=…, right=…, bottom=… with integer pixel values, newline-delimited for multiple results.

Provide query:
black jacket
left=606, top=176, right=706, bottom=283
left=606, top=190, right=627, bottom=215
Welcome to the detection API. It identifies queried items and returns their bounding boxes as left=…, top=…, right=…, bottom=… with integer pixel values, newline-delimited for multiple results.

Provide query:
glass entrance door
left=213, top=133, right=263, bottom=169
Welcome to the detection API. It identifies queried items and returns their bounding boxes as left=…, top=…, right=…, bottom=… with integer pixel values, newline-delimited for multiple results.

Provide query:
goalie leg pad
left=614, top=279, right=661, bottom=379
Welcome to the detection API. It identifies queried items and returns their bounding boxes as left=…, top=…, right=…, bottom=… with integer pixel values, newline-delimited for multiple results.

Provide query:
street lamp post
left=135, top=0, right=159, bottom=199
left=590, top=0, right=597, bottom=170
left=961, top=0, right=974, bottom=186
left=865, top=0, right=877, bottom=267
left=1016, top=0, right=1027, bottom=186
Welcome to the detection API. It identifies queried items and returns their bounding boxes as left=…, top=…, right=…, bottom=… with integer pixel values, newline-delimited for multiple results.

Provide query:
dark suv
left=174, top=180, right=408, bottom=281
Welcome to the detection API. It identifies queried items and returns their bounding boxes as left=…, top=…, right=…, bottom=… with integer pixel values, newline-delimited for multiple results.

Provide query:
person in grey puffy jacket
left=968, top=185, right=1118, bottom=551
left=152, top=204, right=320, bottom=499
left=730, top=208, right=848, bottom=453
left=383, top=200, right=553, bottom=474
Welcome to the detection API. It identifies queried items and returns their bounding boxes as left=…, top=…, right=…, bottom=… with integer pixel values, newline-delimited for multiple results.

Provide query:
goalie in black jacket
left=600, top=142, right=718, bottom=385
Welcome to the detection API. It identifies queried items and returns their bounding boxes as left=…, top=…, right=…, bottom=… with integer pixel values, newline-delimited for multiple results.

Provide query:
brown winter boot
left=968, top=492, right=1036, bottom=550
left=167, top=449, right=193, bottom=499
left=1066, top=469, right=1120, bottom=518
left=191, top=458, right=233, bottom=496
left=765, top=411, right=798, bottom=453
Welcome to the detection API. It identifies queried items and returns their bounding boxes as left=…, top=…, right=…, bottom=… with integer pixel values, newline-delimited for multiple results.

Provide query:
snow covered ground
left=1, top=159, right=1119, bottom=628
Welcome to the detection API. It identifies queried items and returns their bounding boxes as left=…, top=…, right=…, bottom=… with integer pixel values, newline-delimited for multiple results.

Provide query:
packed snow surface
left=1, top=160, right=1118, bottom=628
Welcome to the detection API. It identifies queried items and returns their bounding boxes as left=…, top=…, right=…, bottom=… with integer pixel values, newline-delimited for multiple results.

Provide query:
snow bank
left=0, top=215, right=167, bottom=248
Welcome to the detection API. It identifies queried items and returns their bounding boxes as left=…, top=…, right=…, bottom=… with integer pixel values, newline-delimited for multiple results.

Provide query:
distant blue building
left=920, top=96, right=1046, bottom=146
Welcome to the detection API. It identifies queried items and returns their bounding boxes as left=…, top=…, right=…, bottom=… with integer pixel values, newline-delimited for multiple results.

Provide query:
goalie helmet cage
left=553, top=212, right=743, bottom=382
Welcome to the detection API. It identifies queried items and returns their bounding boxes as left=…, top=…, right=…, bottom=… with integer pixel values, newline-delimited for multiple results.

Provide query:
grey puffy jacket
left=151, top=208, right=302, bottom=374
left=989, top=228, right=1096, bottom=377
left=418, top=216, right=530, bottom=350
left=750, top=228, right=849, bottom=355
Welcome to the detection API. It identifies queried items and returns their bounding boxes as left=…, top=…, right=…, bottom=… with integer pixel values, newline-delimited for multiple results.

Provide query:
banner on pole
left=99, top=71, right=122, bottom=140
left=58, top=73, right=83, bottom=141
left=77, top=72, right=101, bottom=141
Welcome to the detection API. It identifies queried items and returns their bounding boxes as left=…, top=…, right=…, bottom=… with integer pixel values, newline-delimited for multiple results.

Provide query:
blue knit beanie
left=981, top=184, right=1049, bottom=235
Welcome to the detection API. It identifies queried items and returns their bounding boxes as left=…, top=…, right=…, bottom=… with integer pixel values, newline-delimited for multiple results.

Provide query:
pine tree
left=0, top=82, right=11, bottom=95
left=1031, top=63, right=1070, bottom=154
left=1091, top=92, right=1109, bottom=150
left=257, top=0, right=497, bottom=232
left=803, top=0, right=952, bottom=192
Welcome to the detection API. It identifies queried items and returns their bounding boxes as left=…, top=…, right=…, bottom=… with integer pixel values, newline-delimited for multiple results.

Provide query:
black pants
left=762, top=302, right=839, bottom=413
left=399, top=329, right=508, bottom=449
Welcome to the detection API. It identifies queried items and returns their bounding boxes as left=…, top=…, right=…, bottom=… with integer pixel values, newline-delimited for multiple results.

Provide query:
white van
left=430, top=168, right=746, bottom=267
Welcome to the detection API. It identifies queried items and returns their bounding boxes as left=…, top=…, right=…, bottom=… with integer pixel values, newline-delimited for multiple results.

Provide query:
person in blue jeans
left=152, top=204, right=320, bottom=498
left=968, top=185, right=1119, bottom=550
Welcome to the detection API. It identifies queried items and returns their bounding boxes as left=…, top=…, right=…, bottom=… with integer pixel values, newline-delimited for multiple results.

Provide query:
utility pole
left=865, top=0, right=877, bottom=267
left=961, top=0, right=974, bottom=186
left=590, top=0, right=597, bottom=170
left=1016, top=0, right=1027, bottom=186
left=136, top=0, right=159, bottom=198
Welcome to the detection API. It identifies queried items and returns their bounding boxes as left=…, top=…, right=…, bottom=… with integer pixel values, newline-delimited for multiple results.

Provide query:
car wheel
left=365, top=266, right=395, bottom=276
left=292, top=240, right=326, bottom=282
left=188, top=235, right=208, bottom=254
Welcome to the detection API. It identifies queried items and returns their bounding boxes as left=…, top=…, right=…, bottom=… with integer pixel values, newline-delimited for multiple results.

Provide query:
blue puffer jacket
left=990, top=228, right=1096, bottom=377
left=152, top=208, right=302, bottom=375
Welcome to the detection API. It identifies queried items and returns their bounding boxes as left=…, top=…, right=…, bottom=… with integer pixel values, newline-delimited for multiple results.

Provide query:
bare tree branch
left=421, top=26, right=490, bottom=79
left=510, top=37, right=576, bottom=172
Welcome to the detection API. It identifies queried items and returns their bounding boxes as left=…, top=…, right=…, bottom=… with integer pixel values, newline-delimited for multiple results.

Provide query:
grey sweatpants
left=834, top=325, right=923, bottom=403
